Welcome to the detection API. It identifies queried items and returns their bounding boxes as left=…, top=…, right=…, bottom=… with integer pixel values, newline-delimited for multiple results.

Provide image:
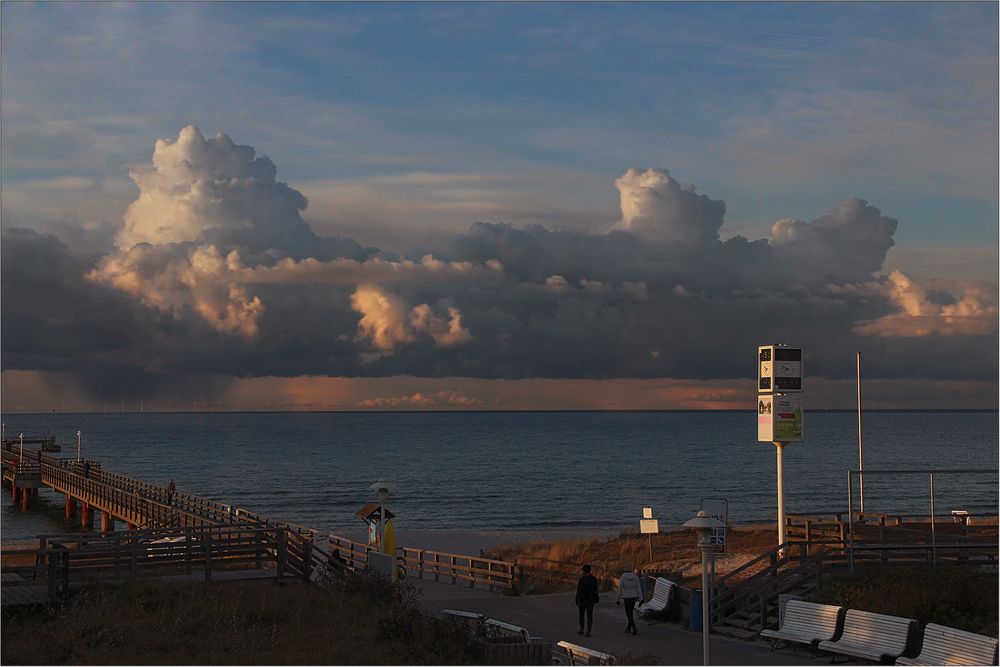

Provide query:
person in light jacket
left=615, top=562, right=643, bottom=635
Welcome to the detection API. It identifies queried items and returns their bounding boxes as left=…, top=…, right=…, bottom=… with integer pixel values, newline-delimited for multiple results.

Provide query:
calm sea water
left=1, top=411, right=996, bottom=544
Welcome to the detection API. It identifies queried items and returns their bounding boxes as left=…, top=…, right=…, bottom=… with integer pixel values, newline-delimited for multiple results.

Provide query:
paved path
left=411, top=578, right=811, bottom=665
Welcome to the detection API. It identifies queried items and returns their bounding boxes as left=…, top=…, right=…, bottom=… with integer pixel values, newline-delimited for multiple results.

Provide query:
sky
left=1, top=2, right=997, bottom=411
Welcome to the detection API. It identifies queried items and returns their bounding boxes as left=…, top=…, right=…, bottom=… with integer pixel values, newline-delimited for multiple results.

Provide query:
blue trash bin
left=689, top=589, right=703, bottom=631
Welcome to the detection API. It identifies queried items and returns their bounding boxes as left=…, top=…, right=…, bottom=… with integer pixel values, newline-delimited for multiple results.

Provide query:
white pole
left=19, top=433, right=24, bottom=463
left=701, top=548, right=710, bottom=665
left=774, top=441, right=786, bottom=550
left=77, top=431, right=82, bottom=462
left=857, top=352, right=864, bottom=513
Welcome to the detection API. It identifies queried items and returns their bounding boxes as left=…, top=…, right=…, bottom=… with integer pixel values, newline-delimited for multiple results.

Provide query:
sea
left=1, top=411, right=997, bottom=547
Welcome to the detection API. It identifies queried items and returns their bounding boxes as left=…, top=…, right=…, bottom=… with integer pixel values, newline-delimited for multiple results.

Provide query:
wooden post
left=47, top=551, right=58, bottom=601
left=81, top=502, right=94, bottom=528
left=434, top=553, right=440, bottom=582
left=11, top=483, right=17, bottom=502
left=60, top=550, right=69, bottom=596
left=65, top=494, right=76, bottom=518
left=101, top=511, right=115, bottom=533
left=277, top=530, right=287, bottom=578
left=204, top=532, right=213, bottom=581
left=20, top=487, right=29, bottom=510
left=418, top=550, right=424, bottom=579
left=185, top=527, right=193, bottom=574
left=301, top=539, right=313, bottom=582
left=451, top=555, right=458, bottom=584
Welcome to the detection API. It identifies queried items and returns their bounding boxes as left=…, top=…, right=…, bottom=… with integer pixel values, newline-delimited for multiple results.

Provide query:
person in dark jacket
left=575, top=564, right=600, bottom=636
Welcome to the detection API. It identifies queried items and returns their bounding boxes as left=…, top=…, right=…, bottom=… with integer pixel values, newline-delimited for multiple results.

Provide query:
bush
left=810, top=564, right=998, bottom=637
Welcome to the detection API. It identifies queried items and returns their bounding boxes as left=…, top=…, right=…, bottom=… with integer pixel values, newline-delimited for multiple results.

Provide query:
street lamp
left=684, top=510, right=725, bottom=666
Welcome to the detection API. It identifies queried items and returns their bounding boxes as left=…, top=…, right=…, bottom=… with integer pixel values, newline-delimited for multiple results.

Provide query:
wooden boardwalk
left=1, top=438, right=518, bottom=604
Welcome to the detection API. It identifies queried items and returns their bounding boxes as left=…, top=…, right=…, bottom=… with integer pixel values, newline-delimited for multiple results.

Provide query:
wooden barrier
left=38, top=525, right=287, bottom=597
left=398, top=547, right=516, bottom=591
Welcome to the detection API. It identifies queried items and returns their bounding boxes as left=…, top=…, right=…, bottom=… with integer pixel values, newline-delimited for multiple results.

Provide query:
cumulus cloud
left=770, top=198, right=897, bottom=282
left=357, top=390, right=481, bottom=408
left=351, top=284, right=471, bottom=354
left=612, top=168, right=725, bottom=247
left=854, top=270, right=997, bottom=337
left=4, top=126, right=996, bottom=400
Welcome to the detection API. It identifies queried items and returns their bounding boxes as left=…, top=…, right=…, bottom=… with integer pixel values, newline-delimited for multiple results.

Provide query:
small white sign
left=640, top=519, right=659, bottom=534
left=642, top=507, right=653, bottom=519
left=701, top=498, right=728, bottom=524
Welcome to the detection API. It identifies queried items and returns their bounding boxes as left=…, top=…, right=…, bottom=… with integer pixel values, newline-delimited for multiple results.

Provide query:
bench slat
left=896, top=623, right=998, bottom=666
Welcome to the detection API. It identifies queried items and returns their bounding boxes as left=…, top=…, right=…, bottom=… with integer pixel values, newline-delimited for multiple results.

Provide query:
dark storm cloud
left=4, top=127, right=996, bottom=397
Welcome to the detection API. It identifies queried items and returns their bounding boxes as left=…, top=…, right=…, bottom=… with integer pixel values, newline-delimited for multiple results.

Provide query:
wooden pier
left=1, top=437, right=519, bottom=606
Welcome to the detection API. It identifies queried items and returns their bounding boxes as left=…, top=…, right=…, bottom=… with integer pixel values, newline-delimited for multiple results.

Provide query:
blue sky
left=3, top=2, right=997, bottom=260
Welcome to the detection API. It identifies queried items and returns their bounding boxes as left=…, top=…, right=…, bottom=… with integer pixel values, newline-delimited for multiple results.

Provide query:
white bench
left=817, top=609, right=915, bottom=663
left=554, top=640, right=615, bottom=665
left=441, top=608, right=486, bottom=626
left=636, top=577, right=676, bottom=618
left=760, top=600, right=843, bottom=650
left=485, top=618, right=533, bottom=643
left=895, top=623, right=998, bottom=666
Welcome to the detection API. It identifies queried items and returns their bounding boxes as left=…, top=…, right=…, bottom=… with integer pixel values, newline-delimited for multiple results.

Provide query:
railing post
left=185, top=527, right=193, bottom=574
left=434, top=553, right=440, bottom=582
left=277, top=530, right=287, bottom=578
left=302, top=538, right=313, bottom=582
left=130, top=534, right=138, bottom=577
left=418, top=549, right=424, bottom=579
left=769, top=550, right=777, bottom=577
left=204, top=531, right=213, bottom=581
left=451, top=555, right=458, bottom=584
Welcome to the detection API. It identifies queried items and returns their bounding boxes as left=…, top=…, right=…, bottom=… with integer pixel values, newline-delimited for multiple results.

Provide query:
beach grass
left=810, top=564, right=998, bottom=637
left=1, top=574, right=483, bottom=665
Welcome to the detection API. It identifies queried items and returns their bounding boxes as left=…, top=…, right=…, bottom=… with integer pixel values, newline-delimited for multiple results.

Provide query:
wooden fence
left=37, top=525, right=290, bottom=598
left=398, top=547, right=517, bottom=591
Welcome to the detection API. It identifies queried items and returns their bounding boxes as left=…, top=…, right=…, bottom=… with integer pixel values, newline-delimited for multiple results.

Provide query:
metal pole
left=929, top=473, right=936, bottom=567
left=857, top=352, right=864, bottom=513
left=847, top=471, right=855, bottom=573
left=77, top=431, right=82, bottom=462
left=19, top=433, right=24, bottom=462
left=701, top=547, right=710, bottom=665
left=774, top=441, right=786, bottom=551
left=648, top=533, right=653, bottom=565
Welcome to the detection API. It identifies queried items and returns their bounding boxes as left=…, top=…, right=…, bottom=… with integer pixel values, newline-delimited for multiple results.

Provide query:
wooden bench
left=485, top=618, right=533, bottom=643
left=760, top=600, right=843, bottom=651
left=817, top=609, right=915, bottom=663
left=895, top=623, right=998, bottom=666
left=636, top=577, right=676, bottom=618
left=554, top=640, right=615, bottom=665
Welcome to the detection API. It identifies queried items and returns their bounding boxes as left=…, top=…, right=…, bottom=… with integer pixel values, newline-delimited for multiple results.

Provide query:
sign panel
left=706, top=527, right=726, bottom=554
left=759, top=345, right=803, bottom=392
left=701, top=498, right=728, bottom=524
left=758, top=393, right=804, bottom=442
left=642, top=507, right=653, bottom=519
left=640, top=519, right=660, bottom=534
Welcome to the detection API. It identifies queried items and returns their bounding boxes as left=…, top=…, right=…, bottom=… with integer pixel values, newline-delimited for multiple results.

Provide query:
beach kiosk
left=356, top=478, right=398, bottom=579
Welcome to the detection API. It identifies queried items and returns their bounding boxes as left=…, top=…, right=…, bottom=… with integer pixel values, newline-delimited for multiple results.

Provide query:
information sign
left=758, top=394, right=804, bottom=442
left=705, top=527, right=726, bottom=554
left=640, top=519, right=659, bottom=534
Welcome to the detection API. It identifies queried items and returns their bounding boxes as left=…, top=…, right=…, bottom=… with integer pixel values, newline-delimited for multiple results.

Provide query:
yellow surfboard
left=381, top=518, right=399, bottom=580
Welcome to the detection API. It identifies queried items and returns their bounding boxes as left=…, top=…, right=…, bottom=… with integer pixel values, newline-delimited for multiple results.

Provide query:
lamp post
left=77, top=431, right=82, bottom=462
left=684, top=510, right=725, bottom=666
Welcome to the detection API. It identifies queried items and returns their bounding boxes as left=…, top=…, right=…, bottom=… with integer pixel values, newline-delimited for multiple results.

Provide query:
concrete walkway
left=411, top=578, right=813, bottom=665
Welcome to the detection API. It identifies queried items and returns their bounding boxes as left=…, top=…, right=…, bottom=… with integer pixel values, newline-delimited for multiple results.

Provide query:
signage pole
left=648, top=533, right=653, bottom=565
left=701, top=547, right=710, bottom=665
left=774, top=441, right=786, bottom=551
left=857, top=352, right=864, bottom=513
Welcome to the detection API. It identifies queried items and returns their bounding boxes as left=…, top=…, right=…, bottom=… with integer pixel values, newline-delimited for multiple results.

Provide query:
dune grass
left=810, top=564, right=998, bottom=637
left=1, top=574, right=482, bottom=665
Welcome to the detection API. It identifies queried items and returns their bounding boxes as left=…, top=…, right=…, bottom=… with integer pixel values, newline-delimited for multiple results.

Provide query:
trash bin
left=689, top=589, right=703, bottom=631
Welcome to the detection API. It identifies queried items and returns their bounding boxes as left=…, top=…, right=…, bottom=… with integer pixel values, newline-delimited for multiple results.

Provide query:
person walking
left=616, top=562, right=643, bottom=634
left=575, top=563, right=600, bottom=637
left=166, top=479, right=176, bottom=505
